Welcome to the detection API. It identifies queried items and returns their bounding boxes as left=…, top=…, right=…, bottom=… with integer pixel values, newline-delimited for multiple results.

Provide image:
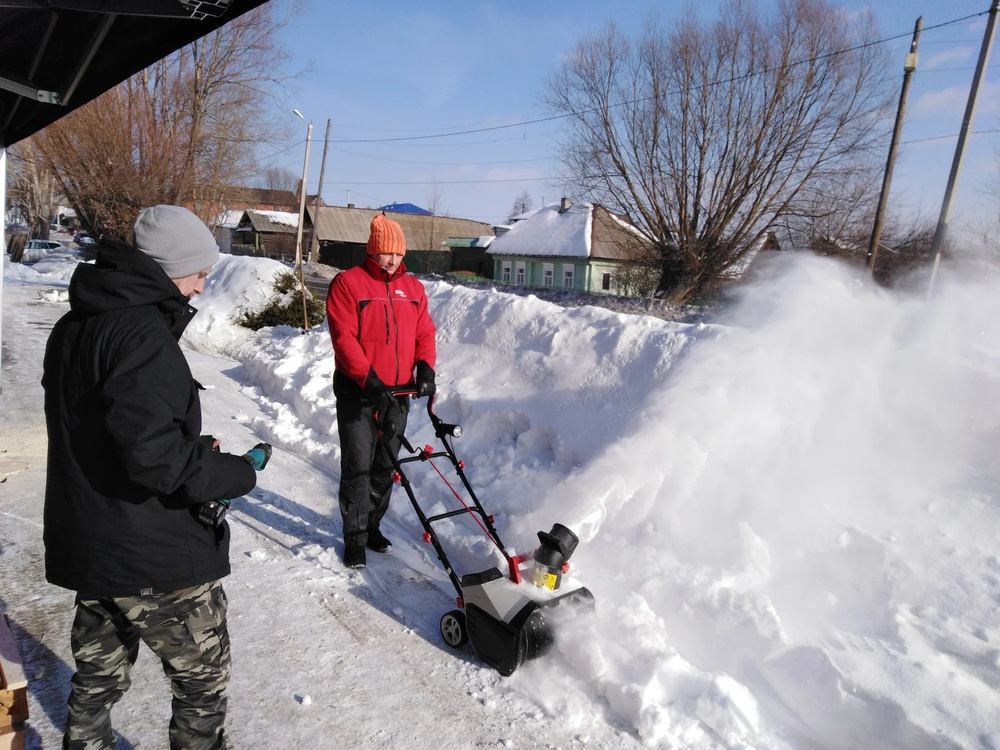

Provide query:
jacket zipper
left=385, top=278, right=402, bottom=384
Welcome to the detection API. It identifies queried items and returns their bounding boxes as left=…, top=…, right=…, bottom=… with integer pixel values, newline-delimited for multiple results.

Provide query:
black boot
left=344, top=543, right=366, bottom=568
left=366, top=527, right=392, bottom=553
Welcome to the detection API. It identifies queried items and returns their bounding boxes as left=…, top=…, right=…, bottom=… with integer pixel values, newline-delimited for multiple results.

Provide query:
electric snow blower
left=379, top=388, right=594, bottom=676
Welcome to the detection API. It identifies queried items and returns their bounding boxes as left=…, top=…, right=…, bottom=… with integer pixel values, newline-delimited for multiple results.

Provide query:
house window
left=562, top=264, right=575, bottom=289
left=602, top=272, right=611, bottom=291
left=502, top=261, right=512, bottom=283
left=542, top=263, right=554, bottom=287
left=515, top=262, right=526, bottom=284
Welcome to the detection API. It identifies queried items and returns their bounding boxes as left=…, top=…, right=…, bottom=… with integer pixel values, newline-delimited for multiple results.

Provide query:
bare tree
left=255, top=167, right=300, bottom=194
left=7, top=139, right=58, bottom=238
left=507, top=190, right=534, bottom=223
left=545, top=0, right=893, bottom=303
left=416, top=183, right=452, bottom=275
left=32, top=1, right=302, bottom=240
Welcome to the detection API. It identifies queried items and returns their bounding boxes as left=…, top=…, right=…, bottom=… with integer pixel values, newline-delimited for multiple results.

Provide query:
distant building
left=309, top=205, right=493, bottom=274
left=441, top=235, right=495, bottom=280
left=486, top=199, right=651, bottom=294
left=231, top=210, right=300, bottom=262
left=378, top=202, right=432, bottom=215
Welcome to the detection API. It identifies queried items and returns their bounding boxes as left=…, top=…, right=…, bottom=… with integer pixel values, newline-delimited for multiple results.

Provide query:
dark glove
left=197, top=498, right=230, bottom=529
left=243, top=443, right=272, bottom=470
left=414, top=360, right=436, bottom=399
left=364, top=369, right=402, bottom=439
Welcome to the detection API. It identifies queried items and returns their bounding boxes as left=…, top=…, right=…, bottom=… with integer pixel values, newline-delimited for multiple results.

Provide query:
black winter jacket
left=42, top=241, right=256, bottom=597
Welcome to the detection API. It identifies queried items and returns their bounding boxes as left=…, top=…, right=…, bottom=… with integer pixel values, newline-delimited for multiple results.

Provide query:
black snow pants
left=335, top=394, right=409, bottom=548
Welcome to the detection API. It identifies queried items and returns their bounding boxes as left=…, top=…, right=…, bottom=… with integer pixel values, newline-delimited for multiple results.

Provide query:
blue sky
left=265, top=1, right=1000, bottom=247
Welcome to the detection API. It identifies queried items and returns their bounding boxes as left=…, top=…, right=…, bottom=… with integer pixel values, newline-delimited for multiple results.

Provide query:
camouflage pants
left=64, top=580, right=231, bottom=750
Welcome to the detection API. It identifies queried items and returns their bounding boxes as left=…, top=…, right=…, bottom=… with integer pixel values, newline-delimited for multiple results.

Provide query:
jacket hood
left=69, top=240, right=196, bottom=337
left=70, top=240, right=191, bottom=314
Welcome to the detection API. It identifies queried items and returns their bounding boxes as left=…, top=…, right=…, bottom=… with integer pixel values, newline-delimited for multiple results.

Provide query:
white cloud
left=912, top=81, right=1000, bottom=120
left=922, top=46, right=974, bottom=70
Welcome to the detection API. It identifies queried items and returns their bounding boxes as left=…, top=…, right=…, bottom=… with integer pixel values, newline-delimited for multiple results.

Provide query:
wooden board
left=0, top=723, right=25, bottom=750
left=0, top=616, right=26, bottom=692
left=0, top=614, right=28, bottom=731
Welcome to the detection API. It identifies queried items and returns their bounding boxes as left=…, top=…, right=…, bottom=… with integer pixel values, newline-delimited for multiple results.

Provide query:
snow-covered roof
left=238, top=209, right=300, bottom=234
left=253, top=210, right=299, bottom=228
left=487, top=202, right=591, bottom=258
left=211, top=209, right=245, bottom=230
left=487, top=202, right=648, bottom=260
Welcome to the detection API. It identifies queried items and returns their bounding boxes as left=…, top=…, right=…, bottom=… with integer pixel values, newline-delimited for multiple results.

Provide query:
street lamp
left=293, top=109, right=313, bottom=331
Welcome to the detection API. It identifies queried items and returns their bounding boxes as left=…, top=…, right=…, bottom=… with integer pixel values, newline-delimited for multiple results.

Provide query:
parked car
left=20, top=238, right=64, bottom=263
left=74, top=232, right=96, bottom=248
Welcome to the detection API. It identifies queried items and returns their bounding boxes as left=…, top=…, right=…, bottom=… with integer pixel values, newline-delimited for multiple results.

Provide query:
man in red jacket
left=326, top=214, right=437, bottom=568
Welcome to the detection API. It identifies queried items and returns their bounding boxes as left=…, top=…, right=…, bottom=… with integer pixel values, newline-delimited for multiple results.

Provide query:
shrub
left=238, top=270, right=326, bottom=330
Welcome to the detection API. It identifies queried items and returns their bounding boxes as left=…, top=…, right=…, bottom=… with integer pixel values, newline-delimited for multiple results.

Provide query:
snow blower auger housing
left=380, top=387, right=595, bottom=676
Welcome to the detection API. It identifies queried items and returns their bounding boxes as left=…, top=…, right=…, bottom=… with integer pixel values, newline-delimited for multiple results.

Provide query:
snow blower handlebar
left=385, top=385, right=462, bottom=445
left=378, top=385, right=519, bottom=597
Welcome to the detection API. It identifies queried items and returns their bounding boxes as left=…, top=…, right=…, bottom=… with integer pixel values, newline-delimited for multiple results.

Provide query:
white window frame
left=562, top=264, right=575, bottom=289
left=542, top=263, right=554, bottom=287
left=501, top=261, right=512, bottom=283
left=515, top=262, right=526, bottom=284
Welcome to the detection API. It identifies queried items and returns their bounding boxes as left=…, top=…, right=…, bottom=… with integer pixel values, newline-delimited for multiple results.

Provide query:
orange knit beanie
left=367, top=214, right=406, bottom=257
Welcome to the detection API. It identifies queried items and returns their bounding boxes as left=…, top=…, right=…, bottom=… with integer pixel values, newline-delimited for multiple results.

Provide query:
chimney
left=347, top=203, right=355, bottom=209
left=559, top=196, right=571, bottom=213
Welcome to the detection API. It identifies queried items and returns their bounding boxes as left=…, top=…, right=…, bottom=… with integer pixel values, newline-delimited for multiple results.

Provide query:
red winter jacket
left=326, top=257, right=436, bottom=390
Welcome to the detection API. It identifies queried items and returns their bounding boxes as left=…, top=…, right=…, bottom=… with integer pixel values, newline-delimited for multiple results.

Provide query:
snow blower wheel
left=440, top=609, right=469, bottom=647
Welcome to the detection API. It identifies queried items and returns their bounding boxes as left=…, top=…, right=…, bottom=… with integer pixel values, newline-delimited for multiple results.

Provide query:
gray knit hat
left=133, top=205, right=220, bottom=279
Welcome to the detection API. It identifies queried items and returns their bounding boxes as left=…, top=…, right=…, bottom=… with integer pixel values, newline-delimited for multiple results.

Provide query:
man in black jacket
left=43, top=205, right=267, bottom=750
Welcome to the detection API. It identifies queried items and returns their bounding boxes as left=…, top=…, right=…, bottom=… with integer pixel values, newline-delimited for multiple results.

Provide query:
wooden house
left=486, top=199, right=652, bottom=293
left=231, top=209, right=301, bottom=262
left=308, top=205, right=493, bottom=273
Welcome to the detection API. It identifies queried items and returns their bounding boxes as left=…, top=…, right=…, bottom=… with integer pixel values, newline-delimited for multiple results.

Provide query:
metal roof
left=238, top=209, right=298, bottom=234
left=308, top=206, right=493, bottom=252
left=590, top=204, right=651, bottom=261
left=0, top=0, right=269, bottom=148
left=378, top=202, right=431, bottom=215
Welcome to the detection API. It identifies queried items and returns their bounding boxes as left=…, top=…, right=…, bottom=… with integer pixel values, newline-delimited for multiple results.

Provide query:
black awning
left=0, top=0, right=270, bottom=148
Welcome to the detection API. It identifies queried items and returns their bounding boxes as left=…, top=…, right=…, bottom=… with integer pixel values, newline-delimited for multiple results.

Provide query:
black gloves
left=364, top=369, right=403, bottom=439
left=415, top=360, right=436, bottom=399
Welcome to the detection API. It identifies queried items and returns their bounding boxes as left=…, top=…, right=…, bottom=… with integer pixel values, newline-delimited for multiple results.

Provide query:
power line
left=248, top=7, right=996, bottom=193
left=901, top=128, right=1000, bottom=145
left=319, top=10, right=990, bottom=146
left=323, top=176, right=555, bottom=186
left=328, top=146, right=551, bottom=167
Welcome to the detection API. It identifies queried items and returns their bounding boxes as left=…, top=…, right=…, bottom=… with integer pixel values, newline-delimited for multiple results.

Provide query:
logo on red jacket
left=394, top=289, right=408, bottom=298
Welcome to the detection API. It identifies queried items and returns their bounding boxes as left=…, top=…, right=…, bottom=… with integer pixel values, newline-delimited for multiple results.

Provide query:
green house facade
left=488, top=256, right=624, bottom=294
left=487, top=200, right=650, bottom=294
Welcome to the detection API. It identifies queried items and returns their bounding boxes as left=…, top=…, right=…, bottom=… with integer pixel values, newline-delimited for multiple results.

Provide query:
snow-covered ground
left=2, top=250, right=999, bottom=749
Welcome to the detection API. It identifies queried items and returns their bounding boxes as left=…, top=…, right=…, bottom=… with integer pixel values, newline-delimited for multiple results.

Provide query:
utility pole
left=293, top=117, right=313, bottom=331
left=308, top=119, right=331, bottom=264
left=927, top=0, right=999, bottom=296
left=867, top=17, right=922, bottom=277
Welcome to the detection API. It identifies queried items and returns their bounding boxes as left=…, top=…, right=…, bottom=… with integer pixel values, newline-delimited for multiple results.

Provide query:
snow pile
left=3, top=253, right=83, bottom=285
left=183, top=254, right=290, bottom=356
